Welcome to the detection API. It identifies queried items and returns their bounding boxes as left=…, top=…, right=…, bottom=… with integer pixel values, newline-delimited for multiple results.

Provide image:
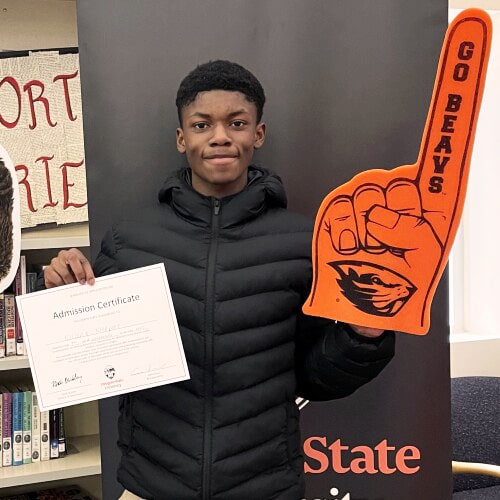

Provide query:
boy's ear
left=176, top=128, right=186, bottom=153
left=254, top=122, right=266, bottom=150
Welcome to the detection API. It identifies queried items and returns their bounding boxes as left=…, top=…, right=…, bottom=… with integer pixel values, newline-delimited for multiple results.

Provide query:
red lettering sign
left=303, top=437, right=421, bottom=475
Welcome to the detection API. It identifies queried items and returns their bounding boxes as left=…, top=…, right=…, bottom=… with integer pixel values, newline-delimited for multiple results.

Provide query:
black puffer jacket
left=93, top=166, right=395, bottom=500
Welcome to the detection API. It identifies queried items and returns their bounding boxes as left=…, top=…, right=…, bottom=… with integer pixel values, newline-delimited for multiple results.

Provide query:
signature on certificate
left=51, top=372, right=83, bottom=388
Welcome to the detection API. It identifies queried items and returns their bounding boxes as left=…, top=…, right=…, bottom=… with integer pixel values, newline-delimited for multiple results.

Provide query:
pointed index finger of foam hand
left=415, top=9, right=491, bottom=243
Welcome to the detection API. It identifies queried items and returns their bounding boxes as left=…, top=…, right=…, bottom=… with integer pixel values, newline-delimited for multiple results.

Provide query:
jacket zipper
left=202, top=198, right=220, bottom=500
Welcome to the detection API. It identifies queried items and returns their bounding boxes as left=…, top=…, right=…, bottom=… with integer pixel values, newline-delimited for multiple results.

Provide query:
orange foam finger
left=303, top=9, right=492, bottom=334
left=416, top=9, right=491, bottom=242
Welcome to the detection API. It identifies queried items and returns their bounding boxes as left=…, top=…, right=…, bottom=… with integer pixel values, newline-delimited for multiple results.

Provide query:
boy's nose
left=209, top=124, right=231, bottom=146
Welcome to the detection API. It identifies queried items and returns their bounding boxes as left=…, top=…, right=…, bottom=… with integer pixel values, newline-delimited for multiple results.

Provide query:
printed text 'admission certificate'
left=16, top=264, right=190, bottom=412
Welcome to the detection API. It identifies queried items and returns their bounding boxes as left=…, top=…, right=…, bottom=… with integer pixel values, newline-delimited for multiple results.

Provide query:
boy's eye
left=231, top=120, right=246, bottom=127
left=193, top=122, right=209, bottom=130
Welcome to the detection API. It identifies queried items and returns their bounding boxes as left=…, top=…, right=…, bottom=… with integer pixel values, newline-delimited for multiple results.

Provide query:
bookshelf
left=1, top=223, right=101, bottom=498
left=0, top=355, right=29, bottom=371
left=0, top=434, right=101, bottom=488
left=21, top=223, right=90, bottom=251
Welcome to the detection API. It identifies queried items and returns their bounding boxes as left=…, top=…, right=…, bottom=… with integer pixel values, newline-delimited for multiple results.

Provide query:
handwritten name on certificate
left=16, top=264, right=190, bottom=412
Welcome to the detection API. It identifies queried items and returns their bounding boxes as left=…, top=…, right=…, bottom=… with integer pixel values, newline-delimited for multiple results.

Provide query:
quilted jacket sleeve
left=295, top=312, right=395, bottom=401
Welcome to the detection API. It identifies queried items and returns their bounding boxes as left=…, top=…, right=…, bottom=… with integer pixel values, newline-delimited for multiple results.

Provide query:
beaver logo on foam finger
left=0, top=144, right=20, bottom=293
left=303, top=9, right=492, bottom=334
left=329, top=262, right=416, bottom=317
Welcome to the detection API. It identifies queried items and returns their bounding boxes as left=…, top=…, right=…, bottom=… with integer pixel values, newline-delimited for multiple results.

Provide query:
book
left=31, top=393, right=41, bottom=462
left=0, top=386, right=12, bottom=466
left=4, top=294, right=16, bottom=356
left=11, top=389, right=23, bottom=465
left=26, top=272, right=38, bottom=294
left=0, top=484, right=96, bottom=499
left=58, top=407, right=67, bottom=456
left=49, top=409, right=59, bottom=459
left=0, top=390, right=2, bottom=467
left=39, top=409, right=50, bottom=461
left=13, top=255, right=26, bottom=356
left=17, top=384, right=32, bottom=464
left=0, top=295, right=5, bottom=358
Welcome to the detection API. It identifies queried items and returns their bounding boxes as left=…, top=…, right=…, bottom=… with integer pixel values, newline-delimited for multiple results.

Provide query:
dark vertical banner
left=299, top=279, right=450, bottom=499
left=77, top=1, right=450, bottom=499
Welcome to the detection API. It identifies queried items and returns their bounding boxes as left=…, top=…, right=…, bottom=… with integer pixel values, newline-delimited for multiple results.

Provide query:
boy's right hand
left=44, top=248, right=95, bottom=288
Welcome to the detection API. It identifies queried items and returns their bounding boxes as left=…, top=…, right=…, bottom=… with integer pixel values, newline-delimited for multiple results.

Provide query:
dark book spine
left=13, top=255, right=25, bottom=356
left=49, top=409, right=59, bottom=459
left=58, top=407, right=67, bottom=456
left=26, top=272, right=37, bottom=294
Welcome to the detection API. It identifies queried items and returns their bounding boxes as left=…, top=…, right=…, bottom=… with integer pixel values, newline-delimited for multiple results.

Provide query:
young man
left=44, top=61, right=395, bottom=500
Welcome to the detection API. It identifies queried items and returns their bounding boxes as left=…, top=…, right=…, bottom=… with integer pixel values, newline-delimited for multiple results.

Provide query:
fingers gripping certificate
left=16, top=264, right=190, bottom=412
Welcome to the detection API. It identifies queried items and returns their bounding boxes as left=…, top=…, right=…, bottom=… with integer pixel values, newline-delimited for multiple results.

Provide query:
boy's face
left=176, top=90, right=266, bottom=198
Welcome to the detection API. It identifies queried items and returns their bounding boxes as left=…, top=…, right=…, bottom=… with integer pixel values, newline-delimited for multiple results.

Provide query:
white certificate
left=16, top=264, right=190, bottom=412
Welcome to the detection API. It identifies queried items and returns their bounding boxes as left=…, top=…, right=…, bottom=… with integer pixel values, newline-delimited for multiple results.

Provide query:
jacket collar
left=158, top=166, right=287, bottom=228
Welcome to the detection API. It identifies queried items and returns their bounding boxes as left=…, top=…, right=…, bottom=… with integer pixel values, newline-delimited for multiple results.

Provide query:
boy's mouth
left=204, top=153, right=239, bottom=165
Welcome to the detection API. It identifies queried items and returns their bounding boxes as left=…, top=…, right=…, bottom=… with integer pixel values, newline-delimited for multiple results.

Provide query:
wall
left=0, top=0, right=77, bottom=50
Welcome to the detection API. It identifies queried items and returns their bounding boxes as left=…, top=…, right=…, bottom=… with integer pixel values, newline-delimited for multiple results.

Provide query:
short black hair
left=176, top=60, right=265, bottom=124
